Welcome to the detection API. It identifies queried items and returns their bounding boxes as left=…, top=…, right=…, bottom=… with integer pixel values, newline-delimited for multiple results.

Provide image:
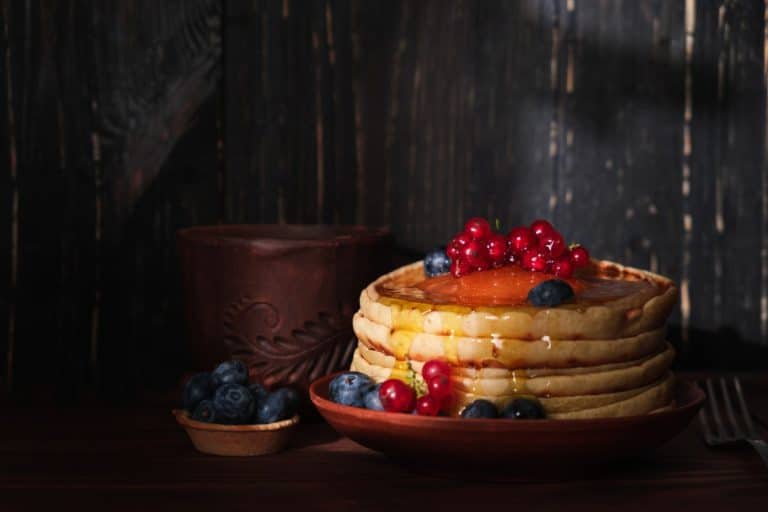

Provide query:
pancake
left=349, top=259, right=678, bottom=419
left=354, top=313, right=667, bottom=369
left=353, top=341, right=673, bottom=396
left=351, top=350, right=675, bottom=418
left=353, top=341, right=674, bottom=397
left=360, top=260, right=677, bottom=340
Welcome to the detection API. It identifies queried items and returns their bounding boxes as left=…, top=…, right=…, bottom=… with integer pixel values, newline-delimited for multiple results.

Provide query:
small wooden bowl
left=173, top=409, right=300, bottom=456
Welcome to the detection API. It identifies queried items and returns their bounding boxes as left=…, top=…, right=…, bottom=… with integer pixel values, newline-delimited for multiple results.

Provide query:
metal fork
left=698, top=377, right=768, bottom=468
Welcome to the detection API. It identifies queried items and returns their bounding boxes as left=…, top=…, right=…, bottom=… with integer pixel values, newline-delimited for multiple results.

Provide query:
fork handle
left=747, top=439, right=768, bottom=469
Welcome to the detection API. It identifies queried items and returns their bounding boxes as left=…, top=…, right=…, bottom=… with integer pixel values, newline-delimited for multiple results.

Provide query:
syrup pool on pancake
left=384, top=218, right=664, bottom=309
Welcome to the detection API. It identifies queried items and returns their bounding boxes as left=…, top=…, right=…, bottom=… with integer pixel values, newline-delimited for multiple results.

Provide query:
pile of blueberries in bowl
left=182, top=360, right=299, bottom=425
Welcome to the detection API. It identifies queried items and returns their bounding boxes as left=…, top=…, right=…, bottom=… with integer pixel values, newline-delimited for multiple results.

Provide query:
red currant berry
left=463, top=217, right=492, bottom=240
left=447, top=233, right=472, bottom=259
left=415, top=395, right=441, bottom=416
left=452, top=232, right=472, bottom=247
left=450, top=258, right=472, bottom=277
left=530, top=219, right=555, bottom=239
left=521, top=249, right=548, bottom=272
left=552, top=256, right=573, bottom=278
left=507, top=227, right=537, bottom=255
left=422, top=360, right=451, bottom=382
left=379, top=379, right=416, bottom=413
left=486, top=233, right=507, bottom=265
left=461, top=240, right=489, bottom=268
left=427, top=374, right=452, bottom=402
left=538, top=231, right=566, bottom=258
left=570, top=245, right=590, bottom=268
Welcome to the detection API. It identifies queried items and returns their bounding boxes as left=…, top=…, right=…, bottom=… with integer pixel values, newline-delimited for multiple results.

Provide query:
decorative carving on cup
left=223, top=296, right=281, bottom=337
left=224, top=304, right=355, bottom=388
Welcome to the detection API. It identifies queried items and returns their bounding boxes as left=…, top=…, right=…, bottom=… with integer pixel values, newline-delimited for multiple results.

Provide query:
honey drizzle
left=380, top=288, right=573, bottom=398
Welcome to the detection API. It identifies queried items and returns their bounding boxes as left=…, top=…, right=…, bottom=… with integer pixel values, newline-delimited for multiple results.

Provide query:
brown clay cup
left=177, top=225, right=391, bottom=396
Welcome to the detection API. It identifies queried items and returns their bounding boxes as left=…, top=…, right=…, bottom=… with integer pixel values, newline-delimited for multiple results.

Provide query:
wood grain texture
left=2, top=0, right=75, bottom=400
left=92, top=0, right=221, bottom=217
left=224, top=0, right=767, bottom=352
left=0, top=0, right=223, bottom=402
left=0, top=0, right=14, bottom=394
left=716, top=1, right=765, bottom=343
left=93, top=0, right=223, bottom=398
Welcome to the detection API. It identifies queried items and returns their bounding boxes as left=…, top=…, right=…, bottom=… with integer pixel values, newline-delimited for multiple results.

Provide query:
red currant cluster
left=446, top=217, right=590, bottom=278
left=379, top=360, right=453, bottom=416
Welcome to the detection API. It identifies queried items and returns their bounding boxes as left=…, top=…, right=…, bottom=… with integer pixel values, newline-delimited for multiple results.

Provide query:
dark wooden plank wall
left=0, top=0, right=222, bottom=402
left=1, top=0, right=766, bottom=402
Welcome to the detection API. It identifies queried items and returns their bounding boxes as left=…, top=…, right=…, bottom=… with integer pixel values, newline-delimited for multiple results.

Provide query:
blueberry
left=501, top=398, right=546, bottom=419
left=272, top=387, right=300, bottom=417
left=527, top=279, right=574, bottom=307
left=460, top=399, right=499, bottom=419
left=424, top=247, right=452, bottom=277
left=248, top=382, right=269, bottom=405
left=182, top=372, right=213, bottom=412
left=254, top=389, right=297, bottom=424
left=213, top=383, right=256, bottom=424
left=363, top=384, right=384, bottom=411
left=192, top=399, right=218, bottom=423
left=211, top=360, right=249, bottom=387
left=329, top=372, right=374, bottom=408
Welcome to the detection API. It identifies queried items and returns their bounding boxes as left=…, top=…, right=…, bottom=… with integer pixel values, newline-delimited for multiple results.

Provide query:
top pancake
left=360, top=260, right=677, bottom=340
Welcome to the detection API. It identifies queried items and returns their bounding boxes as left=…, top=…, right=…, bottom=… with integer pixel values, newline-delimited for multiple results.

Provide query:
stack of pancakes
left=350, top=260, right=678, bottom=419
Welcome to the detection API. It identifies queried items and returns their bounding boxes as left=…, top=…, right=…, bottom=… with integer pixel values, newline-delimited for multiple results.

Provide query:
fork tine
left=705, top=378, right=727, bottom=440
left=698, top=404, right=716, bottom=444
left=733, top=377, right=759, bottom=439
left=719, top=377, right=744, bottom=438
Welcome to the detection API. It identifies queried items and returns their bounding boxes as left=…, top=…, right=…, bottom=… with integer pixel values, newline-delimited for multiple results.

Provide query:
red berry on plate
left=422, top=360, right=451, bottom=381
left=486, top=233, right=507, bottom=265
left=452, top=232, right=473, bottom=248
left=552, top=256, right=573, bottom=278
left=521, top=249, right=548, bottom=272
left=530, top=219, right=555, bottom=239
left=463, top=217, right=492, bottom=240
left=379, top=379, right=416, bottom=413
left=415, top=395, right=442, bottom=416
left=570, top=245, right=590, bottom=268
left=446, top=243, right=460, bottom=259
left=461, top=239, right=489, bottom=268
left=427, top=374, right=452, bottom=402
left=507, top=227, right=537, bottom=255
left=538, top=231, right=566, bottom=258
left=450, top=258, right=472, bottom=277
left=447, top=233, right=472, bottom=259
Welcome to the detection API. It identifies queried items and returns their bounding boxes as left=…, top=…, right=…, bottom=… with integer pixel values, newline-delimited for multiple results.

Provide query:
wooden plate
left=173, top=410, right=299, bottom=456
left=309, top=373, right=704, bottom=471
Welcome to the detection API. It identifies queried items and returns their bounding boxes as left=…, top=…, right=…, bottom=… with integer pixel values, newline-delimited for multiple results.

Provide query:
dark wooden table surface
left=1, top=374, right=767, bottom=511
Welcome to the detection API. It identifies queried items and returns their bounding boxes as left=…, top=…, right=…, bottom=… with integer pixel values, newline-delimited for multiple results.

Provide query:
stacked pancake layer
left=350, top=260, right=678, bottom=419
